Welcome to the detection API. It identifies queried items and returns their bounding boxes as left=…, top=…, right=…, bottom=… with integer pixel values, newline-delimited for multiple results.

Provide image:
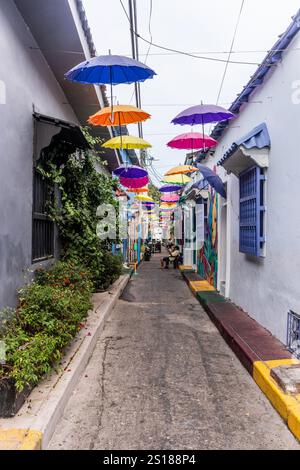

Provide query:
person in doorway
left=160, top=245, right=181, bottom=269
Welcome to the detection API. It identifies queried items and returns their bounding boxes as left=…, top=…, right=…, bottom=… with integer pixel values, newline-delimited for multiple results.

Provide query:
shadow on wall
left=245, top=254, right=265, bottom=266
left=0, top=235, right=27, bottom=309
left=0, top=80, right=5, bottom=105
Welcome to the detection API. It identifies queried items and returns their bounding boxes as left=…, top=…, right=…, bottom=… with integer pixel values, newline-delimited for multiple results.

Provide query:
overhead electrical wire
left=119, top=0, right=269, bottom=67
left=215, top=0, right=245, bottom=105
left=144, top=0, right=153, bottom=64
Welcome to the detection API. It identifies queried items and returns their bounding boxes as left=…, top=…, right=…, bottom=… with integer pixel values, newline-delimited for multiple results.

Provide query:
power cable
left=144, top=0, right=153, bottom=64
left=215, top=0, right=245, bottom=105
left=119, top=0, right=268, bottom=67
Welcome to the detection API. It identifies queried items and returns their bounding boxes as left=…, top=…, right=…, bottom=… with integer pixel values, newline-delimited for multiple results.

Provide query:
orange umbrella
left=165, top=165, right=198, bottom=176
left=88, top=104, right=151, bottom=126
left=126, top=187, right=149, bottom=193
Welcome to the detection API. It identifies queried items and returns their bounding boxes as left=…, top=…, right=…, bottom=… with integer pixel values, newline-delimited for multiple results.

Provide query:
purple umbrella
left=159, top=184, right=182, bottom=193
left=192, top=164, right=226, bottom=198
left=113, top=165, right=148, bottom=178
left=171, top=104, right=235, bottom=126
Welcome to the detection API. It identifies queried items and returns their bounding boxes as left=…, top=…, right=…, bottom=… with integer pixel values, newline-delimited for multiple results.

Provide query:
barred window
left=32, top=169, right=54, bottom=262
left=239, top=166, right=265, bottom=257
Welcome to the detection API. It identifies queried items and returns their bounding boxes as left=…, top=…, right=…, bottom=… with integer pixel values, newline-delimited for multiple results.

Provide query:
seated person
left=161, top=245, right=181, bottom=269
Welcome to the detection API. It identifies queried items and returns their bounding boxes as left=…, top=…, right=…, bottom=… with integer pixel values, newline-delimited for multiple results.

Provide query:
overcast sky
left=82, top=0, right=300, bottom=183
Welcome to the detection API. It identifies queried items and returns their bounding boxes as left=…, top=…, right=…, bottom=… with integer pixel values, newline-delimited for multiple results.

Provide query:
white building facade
left=200, top=10, right=300, bottom=344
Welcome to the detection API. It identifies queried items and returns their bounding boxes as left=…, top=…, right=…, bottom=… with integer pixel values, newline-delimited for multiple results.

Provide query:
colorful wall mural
left=197, top=190, right=218, bottom=287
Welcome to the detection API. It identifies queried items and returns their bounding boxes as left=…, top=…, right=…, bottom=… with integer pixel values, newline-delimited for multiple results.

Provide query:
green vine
left=38, top=127, right=123, bottom=291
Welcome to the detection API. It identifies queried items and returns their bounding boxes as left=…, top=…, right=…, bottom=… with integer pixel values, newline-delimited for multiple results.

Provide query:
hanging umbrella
left=159, top=184, right=182, bottom=193
left=135, top=195, right=154, bottom=202
left=102, top=135, right=151, bottom=149
left=192, top=164, right=226, bottom=198
left=161, top=194, right=180, bottom=203
left=120, top=175, right=149, bottom=189
left=160, top=202, right=177, bottom=209
left=65, top=55, right=156, bottom=86
left=167, top=132, right=217, bottom=150
left=165, top=165, right=198, bottom=176
left=65, top=55, right=156, bottom=121
left=162, top=174, right=191, bottom=185
left=88, top=104, right=151, bottom=126
left=126, top=187, right=149, bottom=193
left=171, top=104, right=235, bottom=126
left=113, top=165, right=148, bottom=178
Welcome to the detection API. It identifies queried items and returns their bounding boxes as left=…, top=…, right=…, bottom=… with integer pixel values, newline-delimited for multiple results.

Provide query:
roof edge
left=211, top=9, right=300, bottom=142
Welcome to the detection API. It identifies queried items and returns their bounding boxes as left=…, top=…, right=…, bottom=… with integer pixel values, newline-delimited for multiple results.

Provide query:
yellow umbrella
left=165, top=165, right=198, bottom=176
left=102, top=135, right=152, bottom=149
left=162, top=174, right=191, bottom=185
left=88, top=104, right=151, bottom=126
left=135, top=195, right=154, bottom=202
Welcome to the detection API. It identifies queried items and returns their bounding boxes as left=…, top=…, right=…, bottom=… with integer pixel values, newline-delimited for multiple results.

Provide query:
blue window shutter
left=239, top=166, right=261, bottom=256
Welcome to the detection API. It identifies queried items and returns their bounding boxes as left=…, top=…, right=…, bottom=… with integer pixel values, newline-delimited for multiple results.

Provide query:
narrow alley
left=48, top=253, right=299, bottom=450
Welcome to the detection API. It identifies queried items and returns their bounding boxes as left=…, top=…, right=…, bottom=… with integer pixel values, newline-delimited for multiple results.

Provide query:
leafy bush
left=0, top=260, right=93, bottom=391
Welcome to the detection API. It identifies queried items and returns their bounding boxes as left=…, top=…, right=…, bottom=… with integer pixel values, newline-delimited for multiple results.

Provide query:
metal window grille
left=32, top=169, right=54, bottom=262
left=287, top=311, right=300, bottom=358
left=239, top=166, right=265, bottom=256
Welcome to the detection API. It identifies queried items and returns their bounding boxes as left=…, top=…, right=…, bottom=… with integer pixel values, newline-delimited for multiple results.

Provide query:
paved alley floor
left=48, top=253, right=299, bottom=450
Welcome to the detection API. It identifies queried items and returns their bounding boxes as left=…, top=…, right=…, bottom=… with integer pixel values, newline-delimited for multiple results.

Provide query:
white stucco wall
left=0, top=0, right=79, bottom=308
left=206, top=32, right=300, bottom=343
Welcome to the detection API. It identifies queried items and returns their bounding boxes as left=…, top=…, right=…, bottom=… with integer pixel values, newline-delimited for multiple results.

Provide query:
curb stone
left=179, top=268, right=300, bottom=442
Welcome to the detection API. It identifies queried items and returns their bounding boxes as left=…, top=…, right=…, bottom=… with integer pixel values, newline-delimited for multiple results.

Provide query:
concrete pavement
left=48, top=253, right=299, bottom=449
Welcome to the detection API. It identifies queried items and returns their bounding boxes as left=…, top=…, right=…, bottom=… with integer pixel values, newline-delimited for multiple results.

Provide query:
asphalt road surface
left=48, top=253, right=299, bottom=450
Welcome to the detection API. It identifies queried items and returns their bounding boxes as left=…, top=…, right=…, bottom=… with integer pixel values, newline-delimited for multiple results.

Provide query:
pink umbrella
left=120, top=175, right=149, bottom=188
left=167, top=132, right=217, bottom=150
left=161, top=194, right=180, bottom=203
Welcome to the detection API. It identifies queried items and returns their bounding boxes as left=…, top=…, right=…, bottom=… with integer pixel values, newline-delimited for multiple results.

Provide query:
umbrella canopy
left=165, top=165, right=198, bottom=176
left=135, top=195, right=154, bottom=202
left=102, top=135, right=152, bottom=149
left=113, top=165, right=148, bottom=178
left=120, top=175, right=149, bottom=189
left=126, top=187, right=149, bottom=193
left=161, top=194, right=180, bottom=203
left=192, top=164, right=226, bottom=198
left=167, top=132, right=217, bottom=150
left=65, top=54, right=156, bottom=85
left=171, top=104, right=235, bottom=126
left=88, top=105, right=151, bottom=126
left=159, top=184, right=182, bottom=193
left=160, top=202, right=177, bottom=208
left=162, top=174, right=191, bottom=185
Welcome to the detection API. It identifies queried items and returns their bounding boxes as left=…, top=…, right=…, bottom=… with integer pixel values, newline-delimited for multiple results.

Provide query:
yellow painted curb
left=179, top=265, right=194, bottom=271
left=190, top=280, right=216, bottom=292
left=288, top=404, right=300, bottom=440
left=0, top=429, right=42, bottom=450
left=253, top=359, right=300, bottom=441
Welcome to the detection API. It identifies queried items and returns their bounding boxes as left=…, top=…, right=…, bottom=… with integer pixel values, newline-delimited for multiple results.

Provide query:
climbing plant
left=38, top=127, right=123, bottom=291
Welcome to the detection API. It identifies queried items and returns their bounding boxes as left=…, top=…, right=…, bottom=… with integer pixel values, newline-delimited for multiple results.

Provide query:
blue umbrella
left=159, top=184, right=182, bottom=193
left=113, top=165, right=148, bottom=178
left=192, top=164, right=226, bottom=198
left=65, top=55, right=156, bottom=85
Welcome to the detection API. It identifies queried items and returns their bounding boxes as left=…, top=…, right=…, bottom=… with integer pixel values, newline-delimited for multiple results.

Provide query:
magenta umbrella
left=167, top=132, right=217, bottom=151
left=120, top=175, right=149, bottom=188
left=161, top=194, right=180, bottom=203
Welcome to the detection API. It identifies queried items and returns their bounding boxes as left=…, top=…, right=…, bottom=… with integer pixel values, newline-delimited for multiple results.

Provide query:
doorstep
left=180, top=270, right=300, bottom=441
left=0, top=274, right=131, bottom=450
